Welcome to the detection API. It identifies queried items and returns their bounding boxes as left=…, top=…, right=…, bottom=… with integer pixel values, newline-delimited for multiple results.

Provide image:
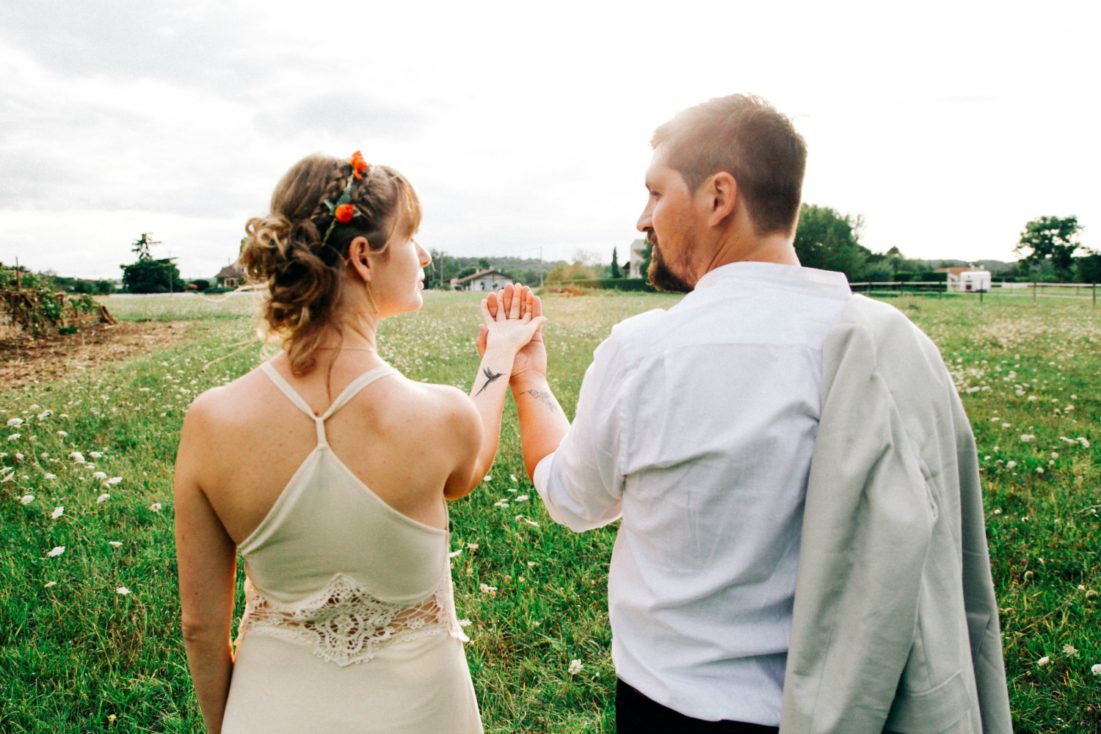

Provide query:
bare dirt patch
left=0, top=321, right=193, bottom=393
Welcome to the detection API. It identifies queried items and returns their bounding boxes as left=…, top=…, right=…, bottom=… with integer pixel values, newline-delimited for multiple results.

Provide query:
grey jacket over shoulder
left=780, top=296, right=1012, bottom=733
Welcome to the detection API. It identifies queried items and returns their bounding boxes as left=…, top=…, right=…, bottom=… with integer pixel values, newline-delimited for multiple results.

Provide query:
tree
left=122, top=258, right=183, bottom=293
left=611, top=246, right=622, bottom=278
left=131, top=232, right=162, bottom=262
left=793, top=204, right=870, bottom=280
left=1075, top=251, right=1101, bottom=283
left=1015, top=216, right=1083, bottom=281
left=639, top=241, right=653, bottom=281
left=477, top=257, right=491, bottom=271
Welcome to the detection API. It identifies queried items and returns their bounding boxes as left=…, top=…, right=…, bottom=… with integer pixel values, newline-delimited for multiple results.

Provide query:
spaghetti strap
left=259, top=362, right=319, bottom=418
left=321, top=364, right=398, bottom=420
left=259, top=361, right=398, bottom=447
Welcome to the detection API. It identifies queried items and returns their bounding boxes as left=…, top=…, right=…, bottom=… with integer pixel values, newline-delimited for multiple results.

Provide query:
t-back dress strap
left=259, top=361, right=398, bottom=448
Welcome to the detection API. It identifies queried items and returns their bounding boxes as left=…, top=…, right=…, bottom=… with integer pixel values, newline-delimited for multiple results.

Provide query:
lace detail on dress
left=237, top=572, right=468, bottom=667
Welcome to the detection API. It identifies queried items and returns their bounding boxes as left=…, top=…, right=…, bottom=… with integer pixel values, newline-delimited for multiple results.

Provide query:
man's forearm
left=511, top=375, right=570, bottom=479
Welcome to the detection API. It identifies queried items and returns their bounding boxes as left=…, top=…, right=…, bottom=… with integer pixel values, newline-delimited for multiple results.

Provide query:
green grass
left=2, top=291, right=1098, bottom=732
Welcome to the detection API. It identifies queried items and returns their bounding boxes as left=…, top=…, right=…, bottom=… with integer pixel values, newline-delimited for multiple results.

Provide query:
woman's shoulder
left=383, top=377, right=479, bottom=431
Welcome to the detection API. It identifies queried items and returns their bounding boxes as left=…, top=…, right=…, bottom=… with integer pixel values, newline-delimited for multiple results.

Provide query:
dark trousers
left=616, top=679, right=780, bottom=734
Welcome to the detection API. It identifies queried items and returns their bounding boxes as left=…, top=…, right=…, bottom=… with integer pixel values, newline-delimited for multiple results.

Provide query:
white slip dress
left=220, top=361, right=482, bottom=733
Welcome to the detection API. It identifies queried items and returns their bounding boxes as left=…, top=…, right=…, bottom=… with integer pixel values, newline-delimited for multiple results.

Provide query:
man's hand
left=476, top=284, right=548, bottom=384
left=478, top=283, right=546, bottom=358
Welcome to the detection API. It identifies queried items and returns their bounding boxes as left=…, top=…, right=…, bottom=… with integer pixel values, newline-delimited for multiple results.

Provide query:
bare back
left=186, top=353, right=480, bottom=546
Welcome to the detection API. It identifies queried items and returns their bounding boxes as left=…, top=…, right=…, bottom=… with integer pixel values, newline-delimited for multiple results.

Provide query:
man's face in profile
left=638, top=148, right=696, bottom=294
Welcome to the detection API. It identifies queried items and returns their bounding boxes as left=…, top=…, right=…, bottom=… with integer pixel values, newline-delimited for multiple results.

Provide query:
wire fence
left=850, top=281, right=1098, bottom=306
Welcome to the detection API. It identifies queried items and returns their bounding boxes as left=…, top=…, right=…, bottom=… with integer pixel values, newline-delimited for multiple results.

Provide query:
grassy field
left=1, top=290, right=1098, bottom=733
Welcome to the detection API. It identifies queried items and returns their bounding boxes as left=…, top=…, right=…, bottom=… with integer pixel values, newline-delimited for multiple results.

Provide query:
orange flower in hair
left=334, top=204, right=355, bottom=223
left=350, top=150, right=369, bottom=180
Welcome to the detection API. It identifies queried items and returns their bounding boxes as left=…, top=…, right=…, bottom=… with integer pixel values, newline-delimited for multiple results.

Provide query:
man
left=504, top=94, right=1010, bottom=732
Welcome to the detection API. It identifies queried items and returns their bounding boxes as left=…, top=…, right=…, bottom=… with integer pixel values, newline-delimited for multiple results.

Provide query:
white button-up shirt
left=534, top=262, right=852, bottom=725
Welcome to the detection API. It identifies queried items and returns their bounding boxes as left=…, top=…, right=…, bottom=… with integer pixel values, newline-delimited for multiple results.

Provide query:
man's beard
left=647, top=239, right=693, bottom=293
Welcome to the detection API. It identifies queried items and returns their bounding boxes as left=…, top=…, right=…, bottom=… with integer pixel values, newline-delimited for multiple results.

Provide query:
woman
left=174, top=151, right=542, bottom=733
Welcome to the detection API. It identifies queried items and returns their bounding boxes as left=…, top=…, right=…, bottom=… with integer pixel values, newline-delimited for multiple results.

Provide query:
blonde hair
left=239, top=154, right=421, bottom=375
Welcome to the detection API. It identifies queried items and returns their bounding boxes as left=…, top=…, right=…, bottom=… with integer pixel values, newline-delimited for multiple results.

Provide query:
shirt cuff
left=532, top=450, right=557, bottom=498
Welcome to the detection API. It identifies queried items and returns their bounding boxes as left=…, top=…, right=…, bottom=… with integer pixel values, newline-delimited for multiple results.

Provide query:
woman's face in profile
left=370, top=236, right=431, bottom=317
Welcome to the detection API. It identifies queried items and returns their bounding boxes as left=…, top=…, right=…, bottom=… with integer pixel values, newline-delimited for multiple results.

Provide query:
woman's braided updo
left=239, top=154, right=421, bottom=375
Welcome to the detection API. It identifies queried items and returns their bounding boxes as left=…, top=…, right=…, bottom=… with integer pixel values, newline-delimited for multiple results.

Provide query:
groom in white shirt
left=501, top=92, right=1010, bottom=733
left=505, top=94, right=829, bottom=732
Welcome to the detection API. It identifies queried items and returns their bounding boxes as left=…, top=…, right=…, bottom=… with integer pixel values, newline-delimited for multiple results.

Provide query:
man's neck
left=698, top=233, right=800, bottom=280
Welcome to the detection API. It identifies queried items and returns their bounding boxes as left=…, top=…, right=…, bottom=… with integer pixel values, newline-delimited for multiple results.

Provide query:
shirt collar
left=693, top=261, right=851, bottom=296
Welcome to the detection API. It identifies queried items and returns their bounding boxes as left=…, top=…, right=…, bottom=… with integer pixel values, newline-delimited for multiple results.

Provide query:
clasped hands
left=476, top=284, right=548, bottom=387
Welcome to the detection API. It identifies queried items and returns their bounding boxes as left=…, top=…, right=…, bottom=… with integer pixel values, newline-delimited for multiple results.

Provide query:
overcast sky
left=1, top=1, right=1098, bottom=279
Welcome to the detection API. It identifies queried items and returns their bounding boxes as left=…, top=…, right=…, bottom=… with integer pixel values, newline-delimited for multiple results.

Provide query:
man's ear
left=706, top=172, right=738, bottom=227
left=346, top=236, right=374, bottom=284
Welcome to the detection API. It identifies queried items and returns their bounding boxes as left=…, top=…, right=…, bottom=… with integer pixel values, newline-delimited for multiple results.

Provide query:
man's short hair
left=652, top=94, right=807, bottom=235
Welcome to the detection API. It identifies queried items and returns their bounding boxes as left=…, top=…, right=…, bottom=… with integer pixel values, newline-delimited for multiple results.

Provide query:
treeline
left=424, top=253, right=567, bottom=289
left=795, top=206, right=1099, bottom=283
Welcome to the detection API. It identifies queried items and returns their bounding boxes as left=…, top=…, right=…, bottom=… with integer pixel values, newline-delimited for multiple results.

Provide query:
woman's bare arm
left=175, top=398, right=238, bottom=733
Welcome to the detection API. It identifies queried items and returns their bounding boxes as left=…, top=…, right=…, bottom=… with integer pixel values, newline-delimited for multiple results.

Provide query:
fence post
left=1094, top=282, right=1097, bottom=307
left=1033, top=282, right=1037, bottom=301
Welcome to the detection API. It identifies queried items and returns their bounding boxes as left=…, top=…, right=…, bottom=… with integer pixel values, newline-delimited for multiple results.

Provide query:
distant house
left=940, top=266, right=991, bottom=293
left=450, top=269, right=515, bottom=292
left=215, top=263, right=246, bottom=289
left=626, top=239, right=649, bottom=278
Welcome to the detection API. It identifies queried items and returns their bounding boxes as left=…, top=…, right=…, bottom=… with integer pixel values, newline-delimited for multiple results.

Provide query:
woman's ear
left=346, top=235, right=374, bottom=284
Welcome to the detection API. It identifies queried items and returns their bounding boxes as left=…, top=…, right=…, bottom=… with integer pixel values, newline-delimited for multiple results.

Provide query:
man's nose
left=636, top=207, right=651, bottom=233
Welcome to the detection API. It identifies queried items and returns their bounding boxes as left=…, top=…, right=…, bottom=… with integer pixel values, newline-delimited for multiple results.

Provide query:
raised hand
left=476, top=284, right=547, bottom=383
left=479, top=283, right=545, bottom=357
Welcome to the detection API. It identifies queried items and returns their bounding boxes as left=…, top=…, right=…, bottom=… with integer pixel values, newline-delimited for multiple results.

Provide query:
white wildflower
left=69, top=451, right=85, bottom=463
left=1036, top=467, right=1044, bottom=474
left=51, top=506, right=64, bottom=519
left=44, top=581, right=57, bottom=588
left=105, top=476, right=122, bottom=486
left=1006, top=461, right=1017, bottom=470
left=92, top=471, right=107, bottom=481
left=6, top=418, right=23, bottom=427
left=479, top=583, right=498, bottom=596
left=568, top=659, right=584, bottom=675
left=1037, top=656, right=1050, bottom=667
left=1078, top=437, right=1091, bottom=449
left=149, top=502, right=162, bottom=512
left=96, top=493, right=110, bottom=504
left=483, top=474, right=492, bottom=482
left=1019, top=434, right=1035, bottom=442
left=458, top=618, right=472, bottom=627
left=1092, top=663, right=1101, bottom=676
left=467, top=543, right=479, bottom=551
left=20, top=494, right=35, bottom=505
left=449, top=549, right=463, bottom=559
left=47, top=546, right=65, bottom=557
left=493, top=499, right=510, bottom=508
left=43, top=473, right=56, bottom=480
left=56, top=430, right=67, bottom=437
left=89, top=451, right=102, bottom=459
left=1063, top=644, right=1078, bottom=657
left=992, top=508, right=1002, bottom=515
left=115, top=587, right=131, bottom=596
left=7, top=434, right=21, bottom=442
left=108, top=541, right=122, bottom=548
left=514, top=494, right=529, bottom=503
left=509, top=474, right=518, bottom=483
left=37, top=410, right=51, bottom=420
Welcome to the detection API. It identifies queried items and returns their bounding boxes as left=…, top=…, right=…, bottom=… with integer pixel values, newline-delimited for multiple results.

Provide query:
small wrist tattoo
left=524, top=388, right=556, bottom=411
left=474, top=366, right=503, bottom=397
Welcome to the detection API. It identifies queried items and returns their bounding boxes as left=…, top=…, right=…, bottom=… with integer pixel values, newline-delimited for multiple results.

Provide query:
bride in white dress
left=173, top=151, right=543, bottom=733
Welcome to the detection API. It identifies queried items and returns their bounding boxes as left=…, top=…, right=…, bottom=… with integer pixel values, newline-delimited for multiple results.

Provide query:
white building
left=944, top=267, right=992, bottom=293
left=450, top=269, right=515, bottom=292
left=626, top=239, right=649, bottom=278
